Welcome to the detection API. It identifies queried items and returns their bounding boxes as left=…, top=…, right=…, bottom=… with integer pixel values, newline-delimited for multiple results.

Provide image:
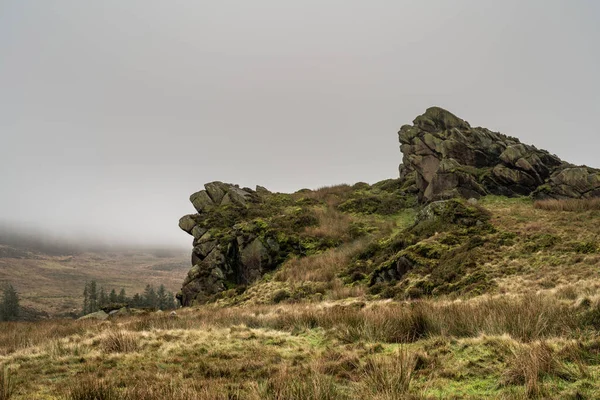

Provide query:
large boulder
left=177, top=182, right=334, bottom=306
left=399, top=107, right=599, bottom=202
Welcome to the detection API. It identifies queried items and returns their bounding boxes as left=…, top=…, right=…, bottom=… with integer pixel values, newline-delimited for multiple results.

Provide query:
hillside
left=1, top=108, right=600, bottom=399
left=0, top=244, right=188, bottom=317
left=176, top=107, right=600, bottom=307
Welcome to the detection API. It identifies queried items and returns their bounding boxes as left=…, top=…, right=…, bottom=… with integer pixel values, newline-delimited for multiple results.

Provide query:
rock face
left=399, top=107, right=600, bottom=202
left=177, top=183, right=275, bottom=305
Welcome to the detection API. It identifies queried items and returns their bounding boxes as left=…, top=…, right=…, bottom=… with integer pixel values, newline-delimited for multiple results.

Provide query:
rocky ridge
left=177, top=108, right=600, bottom=305
left=399, top=107, right=600, bottom=202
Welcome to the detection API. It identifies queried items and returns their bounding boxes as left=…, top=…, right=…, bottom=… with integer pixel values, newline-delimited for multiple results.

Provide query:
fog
left=1, top=1, right=598, bottom=248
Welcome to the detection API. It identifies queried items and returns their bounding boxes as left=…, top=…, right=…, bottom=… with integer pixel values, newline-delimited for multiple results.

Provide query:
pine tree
left=83, top=283, right=90, bottom=315
left=99, top=287, right=107, bottom=308
left=88, top=281, right=98, bottom=312
left=157, top=284, right=167, bottom=310
left=1, top=283, right=20, bottom=321
left=109, top=289, right=118, bottom=304
left=117, top=288, right=127, bottom=303
left=165, top=291, right=176, bottom=310
left=131, top=293, right=142, bottom=307
left=143, top=284, right=157, bottom=308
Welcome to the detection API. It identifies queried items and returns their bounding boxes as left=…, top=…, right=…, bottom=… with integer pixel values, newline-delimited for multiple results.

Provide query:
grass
left=359, top=348, right=417, bottom=399
left=100, top=329, right=139, bottom=353
left=534, top=198, right=600, bottom=212
left=3, top=191, right=600, bottom=398
left=1, top=292, right=600, bottom=399
left=0, top=366, right=15, bottom=400
left=0, top=249, right=188, bottom=316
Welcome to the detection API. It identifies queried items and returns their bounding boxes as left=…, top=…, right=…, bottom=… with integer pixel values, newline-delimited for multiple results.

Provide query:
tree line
left=82, top=281, right=177, bottom=315
left=0, top=283, right=20, bottom=321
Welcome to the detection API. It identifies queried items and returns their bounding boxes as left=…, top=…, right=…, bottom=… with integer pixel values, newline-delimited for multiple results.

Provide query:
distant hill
left=0, top=234, right=188, bottom=317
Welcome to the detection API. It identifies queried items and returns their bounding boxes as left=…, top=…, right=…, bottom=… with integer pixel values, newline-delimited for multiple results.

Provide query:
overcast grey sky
left=1, top=0, right=598, bottom=247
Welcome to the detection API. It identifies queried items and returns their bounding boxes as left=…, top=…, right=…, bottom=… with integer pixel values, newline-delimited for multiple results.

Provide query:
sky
left=1, top=0, right=599, bottom=248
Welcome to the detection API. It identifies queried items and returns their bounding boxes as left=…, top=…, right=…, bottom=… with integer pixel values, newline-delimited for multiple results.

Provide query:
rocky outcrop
left=399, top=107, right=600, bottom=202
left=178, top=108, right=600, bottom=306
left=177, top=180, right=414, bottom=305
left=177, top=183, right=282, bottom=306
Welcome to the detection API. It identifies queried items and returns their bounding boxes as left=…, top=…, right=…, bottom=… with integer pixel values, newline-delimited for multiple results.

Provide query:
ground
left=1, top=193, right=600, bottom=399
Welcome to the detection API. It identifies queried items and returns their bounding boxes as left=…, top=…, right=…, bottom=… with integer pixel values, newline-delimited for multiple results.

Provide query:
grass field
left=1, top=194, right=600, bottom=398
left=0, top=248, right=189, bottom=316
left=1, top=294, right=599, bottom=399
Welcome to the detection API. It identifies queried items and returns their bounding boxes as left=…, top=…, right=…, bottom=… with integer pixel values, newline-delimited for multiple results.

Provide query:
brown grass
left=0, top=366, right=15, bottom=400
left=100, top=329, right=139, bottom=353
left=534, top=198, right=600, bottom=212
left=503, top=341, right=582, bottom=398
left=274, top=240, right=366, bottom=283
left=295, top=184, right=355, bottom=207
left=359, top=348, right=417, bottom=399
left=303, top=207, right=354, bottom=241
left=0, top=319, right=98, bottom=356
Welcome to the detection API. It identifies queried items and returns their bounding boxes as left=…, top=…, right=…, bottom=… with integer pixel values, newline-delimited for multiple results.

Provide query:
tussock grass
left=503, top=341, right=583, bottom=398
left=534, top=198, right=600, bottom=212
left=296, top=184, right=354, bottom=207
left=256, top=371, right=346, bottom=400
left=359, top=348, right=417, bottom=399
left=2, top=293, right=600, bottom=399
left=274, top=240, right=367, bottom=283
left=303, top=207, right=354, bottom=241
left=66, top=378, right=120, bottom=400
left=100, top=329, right=138, bottom=353
left=115, top=294, right=582, bottom=343
left=0, top=366, right=15, bottom=400
left=0, top=319, right=96, bottom=356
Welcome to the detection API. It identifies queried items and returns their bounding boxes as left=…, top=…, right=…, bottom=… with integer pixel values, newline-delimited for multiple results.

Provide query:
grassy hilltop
left=1, top=188, right=600, bottom=399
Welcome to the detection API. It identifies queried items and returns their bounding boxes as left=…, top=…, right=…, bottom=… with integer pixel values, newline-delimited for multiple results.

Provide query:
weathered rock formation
left=178, top=107, right=600, bottom=305
left=177, top=180, right=413, bottom=305
left=177, top=183, right=277, bottom=305
left=399, top=107, right=600, bottom=202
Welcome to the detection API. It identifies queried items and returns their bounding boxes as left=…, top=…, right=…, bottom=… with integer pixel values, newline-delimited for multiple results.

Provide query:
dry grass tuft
left=359, top=348, right=417, bottom=399
left=303, top=207, right=354, bottom=241
left=503, top=341, right=582, bottom=398
left=66, top=378, right=120, bottom=400
left=274, top=240, right=367, bottom=283
left=100, top=329, right=138, bottom=353
left=0, top=367, right=15, bottom=400
left=534, top=198, right=600, bottom=212
left=257, top=370, right=346, bottom=400
left=296, top=184, right=355, bottom=207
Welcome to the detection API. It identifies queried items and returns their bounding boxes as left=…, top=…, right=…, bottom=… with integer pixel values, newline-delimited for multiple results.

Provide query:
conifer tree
left=143, top=284, right=157, bottom=308
left=157, top=284, right=167, bottom=310
left=117, top=288, right=127, bottom=303
left=88, top=281, right=98, bottom=312
left=109, top=288, right=118, bottom=304
left=99, top=287, right=107, bottom=308
left=0, top=283, right=19, bottom=321
left=83, top=283, right=89, bottom=315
